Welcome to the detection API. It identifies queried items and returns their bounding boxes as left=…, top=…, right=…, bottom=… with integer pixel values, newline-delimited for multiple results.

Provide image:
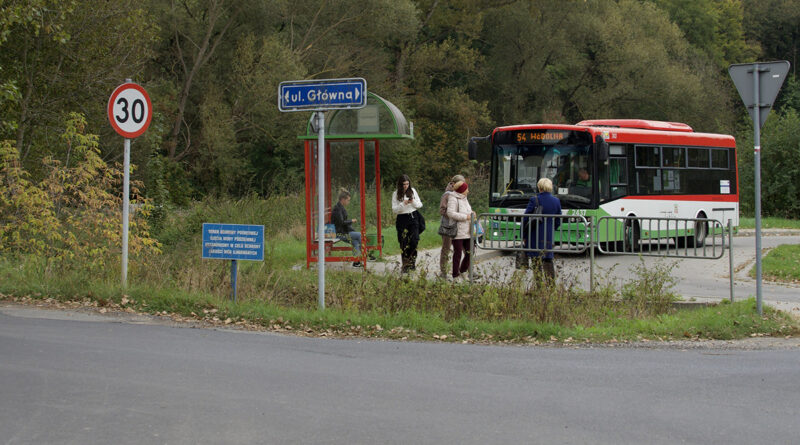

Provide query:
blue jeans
left=348, top=231, right=362, bottom=256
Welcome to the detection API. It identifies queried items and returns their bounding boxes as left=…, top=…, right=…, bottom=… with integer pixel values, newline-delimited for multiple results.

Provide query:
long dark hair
left=395, top=174, right=413, bottom=201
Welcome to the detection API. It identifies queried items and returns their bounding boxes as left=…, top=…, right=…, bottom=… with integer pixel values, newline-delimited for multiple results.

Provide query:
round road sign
left=108, top=82, right=152, bottom=138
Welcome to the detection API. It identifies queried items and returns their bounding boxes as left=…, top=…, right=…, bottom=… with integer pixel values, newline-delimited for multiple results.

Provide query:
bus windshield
left=491, top=142, right=593, bottom=209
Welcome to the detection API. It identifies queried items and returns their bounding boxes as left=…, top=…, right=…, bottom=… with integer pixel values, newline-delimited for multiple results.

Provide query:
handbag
left=522, top=195, right=543, bottom=236
left=438, top=215, right=458, bottom=237
left=413, top=210, right=426, bottom=234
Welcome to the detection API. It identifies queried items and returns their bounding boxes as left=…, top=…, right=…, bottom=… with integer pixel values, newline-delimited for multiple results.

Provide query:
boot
left=515, top=251, right=529, bottom=270
left=401, top=255, right=411, bottom=273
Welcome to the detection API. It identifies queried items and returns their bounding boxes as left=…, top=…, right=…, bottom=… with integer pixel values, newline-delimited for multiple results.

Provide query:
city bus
left=468, top=119, right=738, bottom=249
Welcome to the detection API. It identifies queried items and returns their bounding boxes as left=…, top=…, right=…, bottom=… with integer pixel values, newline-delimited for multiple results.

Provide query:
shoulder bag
left=413, top=210, right=426, bottom=234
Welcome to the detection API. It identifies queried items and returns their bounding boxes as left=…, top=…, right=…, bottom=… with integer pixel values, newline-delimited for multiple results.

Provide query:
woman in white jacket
left=391, top=174, right=423, bottom=272
left=445, top=180, right=475, bottom=280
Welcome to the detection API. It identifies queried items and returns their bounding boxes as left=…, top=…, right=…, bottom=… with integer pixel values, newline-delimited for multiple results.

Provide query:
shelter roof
left=299, top=92, right=414, bottom=140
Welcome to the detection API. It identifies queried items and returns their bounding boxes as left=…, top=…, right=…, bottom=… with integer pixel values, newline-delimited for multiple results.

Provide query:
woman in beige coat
left=445, top=180, right=475, bottom=280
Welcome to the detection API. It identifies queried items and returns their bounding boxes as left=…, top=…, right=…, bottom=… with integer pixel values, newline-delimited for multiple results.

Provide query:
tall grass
left=3, top=189, right=798, bottom=342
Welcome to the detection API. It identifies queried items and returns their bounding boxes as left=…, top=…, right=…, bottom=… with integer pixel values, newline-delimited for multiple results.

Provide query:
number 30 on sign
left=108, top=82, right=152, bottom=138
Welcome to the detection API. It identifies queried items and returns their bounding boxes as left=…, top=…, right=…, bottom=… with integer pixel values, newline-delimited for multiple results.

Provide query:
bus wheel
left=623, top=220, right=640, bottom=252
left=680, top=215, right=707, bottom=248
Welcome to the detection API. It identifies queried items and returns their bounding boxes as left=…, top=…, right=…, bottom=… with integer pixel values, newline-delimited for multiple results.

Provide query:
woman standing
left=438, top=174, right=465, bottom=278
left=391, top=174, right=423, bottom=273
left=523, top=177, right=562, bottom=281
left=445, top=180, right=475, bottom=280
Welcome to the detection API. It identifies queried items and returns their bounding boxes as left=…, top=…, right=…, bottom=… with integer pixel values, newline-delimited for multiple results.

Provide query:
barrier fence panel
left=474, top=213, right=590, bottom=255
left=595, top=216, right=726, bottom=259
left=469, top=213, right=733, bottom=300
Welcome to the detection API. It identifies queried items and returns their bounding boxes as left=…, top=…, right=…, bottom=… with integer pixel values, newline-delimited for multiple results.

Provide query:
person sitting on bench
left=332, top=189, right=363, bottom=267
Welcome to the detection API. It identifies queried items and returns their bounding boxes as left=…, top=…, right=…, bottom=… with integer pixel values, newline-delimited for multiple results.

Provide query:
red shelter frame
left=304, top=139, right=382, bottom=269
left=300, top=92, right=414, bottom=269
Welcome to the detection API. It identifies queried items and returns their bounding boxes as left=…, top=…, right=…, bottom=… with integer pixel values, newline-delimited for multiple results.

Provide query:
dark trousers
left=451, top=238, right=471, bottom=278
left=396, top=213, right=419, bottom=272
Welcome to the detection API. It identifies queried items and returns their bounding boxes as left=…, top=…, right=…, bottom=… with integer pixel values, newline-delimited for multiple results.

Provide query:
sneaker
left=352, top=261, right=362, bottom=267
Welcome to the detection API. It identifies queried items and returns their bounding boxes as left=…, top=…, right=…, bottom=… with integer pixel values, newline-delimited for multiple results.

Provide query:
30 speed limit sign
left=108, top=82, right=152, bottom=138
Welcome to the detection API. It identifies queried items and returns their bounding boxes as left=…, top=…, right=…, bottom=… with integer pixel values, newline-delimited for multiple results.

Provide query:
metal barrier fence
left=469, top=213, right=735, bottom=301
left=595, top=216, right=727, bottom=259
left=474, top=213, right=590, bottom=254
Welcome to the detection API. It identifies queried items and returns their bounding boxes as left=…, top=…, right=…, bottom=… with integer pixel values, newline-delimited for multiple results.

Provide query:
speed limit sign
left=108, top=82, right=152, bottom=138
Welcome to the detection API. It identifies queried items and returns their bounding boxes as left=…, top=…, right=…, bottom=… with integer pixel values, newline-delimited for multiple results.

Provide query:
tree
left=0, top=0, right=157, bottom=177
left=477, top=0, right=735, bottom=132
left=737, top=109, right=800, bottom=217
left=652, top=0, right=758, bottom=69
left=0, top=114, right=160, bottom=269
left=743, top=0, right=800, bottom=70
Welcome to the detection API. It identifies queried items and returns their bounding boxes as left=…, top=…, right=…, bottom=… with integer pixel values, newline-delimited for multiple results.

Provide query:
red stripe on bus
left=621, top=194, right=738, bottom=202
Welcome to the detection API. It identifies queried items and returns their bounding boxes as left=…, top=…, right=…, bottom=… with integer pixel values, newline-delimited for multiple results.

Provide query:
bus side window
left=609, top=157, right=627, bottom=199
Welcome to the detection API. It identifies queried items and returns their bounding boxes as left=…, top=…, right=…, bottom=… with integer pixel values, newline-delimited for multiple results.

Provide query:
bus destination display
left=494, top=129, right=590, bottom=145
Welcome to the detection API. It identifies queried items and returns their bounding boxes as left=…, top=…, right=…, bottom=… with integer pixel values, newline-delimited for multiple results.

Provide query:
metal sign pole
left=728, top=220, right=734, bottom=303
left=231, top=259, right=238, bottom=303
left=317, top=111, right=326, bottom=311
left=752, top=65, right=763, bottom=316
left=729, top=60, right=790, bottom=315
left=122, top=137, right=130, bottom=287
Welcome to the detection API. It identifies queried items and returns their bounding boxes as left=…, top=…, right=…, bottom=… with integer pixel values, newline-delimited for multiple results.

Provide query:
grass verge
left=739, top=216, right=800, bottom=229
left=2, top=255, right=797, bottom=344
left=750, top=244, right=800, bottom=283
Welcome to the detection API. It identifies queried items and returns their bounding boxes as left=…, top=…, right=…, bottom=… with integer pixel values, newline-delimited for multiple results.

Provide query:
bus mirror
left=468, top=140, right=478, bottom=160
left=596, top=136, right=609, bottom=162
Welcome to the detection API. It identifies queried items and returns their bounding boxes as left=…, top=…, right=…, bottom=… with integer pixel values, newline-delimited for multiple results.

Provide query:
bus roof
left=492, top=120, right=735, bottom=147
left=576, top=119, right=693, bottom=132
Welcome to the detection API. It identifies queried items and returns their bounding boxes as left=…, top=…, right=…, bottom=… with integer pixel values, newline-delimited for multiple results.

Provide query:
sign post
left=108, top=79, right=152, bottom=287
left=729, top=61, right=790, bottom=315
left=278, top=78, right=367, bottom=310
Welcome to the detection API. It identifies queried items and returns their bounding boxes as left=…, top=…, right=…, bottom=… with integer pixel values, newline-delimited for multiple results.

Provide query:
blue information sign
left=278, top=78, right=366, bottom=112
left=202, top=223, right=264, bottom=261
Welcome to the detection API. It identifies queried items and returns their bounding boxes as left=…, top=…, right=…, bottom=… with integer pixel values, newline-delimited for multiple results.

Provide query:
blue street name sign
left=202, top=223, right=264, bottom=261
left=278, top=78, right=366, bottom=112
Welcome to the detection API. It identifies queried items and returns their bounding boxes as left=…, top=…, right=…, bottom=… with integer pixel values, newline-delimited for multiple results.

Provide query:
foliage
left=476, top=0, right=735, bottom=131
left=736, top=108, right=800, bottom=217
left=742, top=0, right=800, bottom=64
left=652, top=0, right=759, bottom=69
left=0, top=114, right=161, bottom=273
left=0, top=0, right=158, bottom=179
left=2, top=0, right=799, bottom=213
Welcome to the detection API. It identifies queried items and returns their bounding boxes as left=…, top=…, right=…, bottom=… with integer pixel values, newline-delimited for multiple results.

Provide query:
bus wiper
left=557, top=194, right=591, bottom=205
left=493, top=194, right=530, bottom=206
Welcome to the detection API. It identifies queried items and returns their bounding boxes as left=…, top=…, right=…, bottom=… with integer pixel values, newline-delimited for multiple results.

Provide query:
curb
left=736, top=229, right=800, bottom=237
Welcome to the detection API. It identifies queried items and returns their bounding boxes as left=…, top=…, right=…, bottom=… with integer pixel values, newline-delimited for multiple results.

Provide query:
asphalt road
left=1, top=304, right=799, bottom=445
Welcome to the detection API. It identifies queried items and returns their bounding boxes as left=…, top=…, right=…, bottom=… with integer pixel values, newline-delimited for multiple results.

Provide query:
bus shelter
left=301, top=92, right=414, bottom=269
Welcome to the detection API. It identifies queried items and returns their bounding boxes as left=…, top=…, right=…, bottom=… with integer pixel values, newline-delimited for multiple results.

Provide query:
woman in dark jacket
left=523, top=177, right=561, bottom=281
